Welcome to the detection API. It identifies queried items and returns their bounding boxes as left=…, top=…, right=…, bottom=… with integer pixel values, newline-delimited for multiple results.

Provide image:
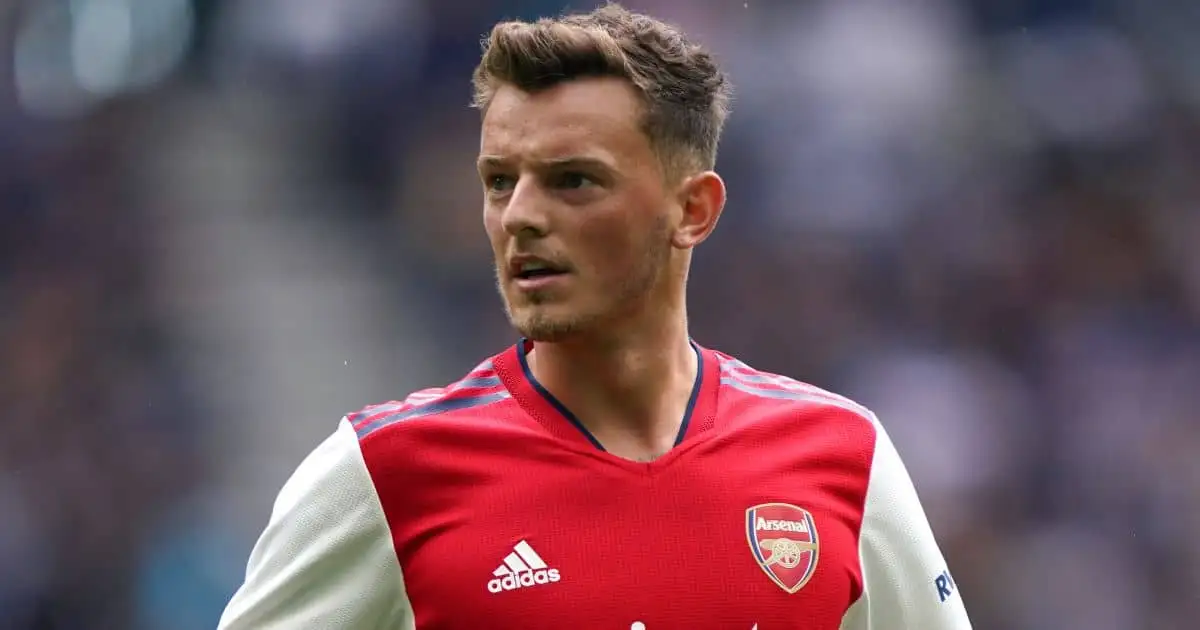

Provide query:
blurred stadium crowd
left=2, top=0, right=1199, bottom=628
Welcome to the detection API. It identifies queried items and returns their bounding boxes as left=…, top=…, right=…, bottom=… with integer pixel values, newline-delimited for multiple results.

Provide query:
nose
left=500, top=178, right=550, bottom=238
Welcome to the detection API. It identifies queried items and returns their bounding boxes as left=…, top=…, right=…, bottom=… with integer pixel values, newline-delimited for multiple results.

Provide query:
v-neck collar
left=493, top=338, right=721, bottom=468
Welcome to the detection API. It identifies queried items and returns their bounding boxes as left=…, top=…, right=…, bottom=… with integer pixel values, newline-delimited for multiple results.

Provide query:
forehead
left=479, top=78, right=652, bottom=165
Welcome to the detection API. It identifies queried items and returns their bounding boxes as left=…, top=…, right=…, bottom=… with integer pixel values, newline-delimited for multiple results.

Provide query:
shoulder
left=345, top=357, right=512, bottom=442
left=713, top=350, right=879, bottom=430
left=218, top=418, right=408, bottom=628
left=710, top=350, right=888, bottom=470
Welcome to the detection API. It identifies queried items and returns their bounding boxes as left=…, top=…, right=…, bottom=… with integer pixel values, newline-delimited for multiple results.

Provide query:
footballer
left=219, top=4, right=973, bottom=629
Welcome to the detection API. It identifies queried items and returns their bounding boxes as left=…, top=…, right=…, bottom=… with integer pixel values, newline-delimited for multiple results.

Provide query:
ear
left=671, top=171, right=726, bottom=250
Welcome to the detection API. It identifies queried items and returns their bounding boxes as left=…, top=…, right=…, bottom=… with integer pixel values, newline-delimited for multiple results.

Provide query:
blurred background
left=1, top=0, right=1198, bottom=628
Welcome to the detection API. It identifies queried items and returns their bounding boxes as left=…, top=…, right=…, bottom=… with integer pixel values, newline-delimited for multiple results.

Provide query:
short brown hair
left=471, top=3, right=732, bottom=176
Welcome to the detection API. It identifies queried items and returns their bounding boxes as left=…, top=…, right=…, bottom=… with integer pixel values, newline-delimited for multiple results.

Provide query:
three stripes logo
left=487, top=540, right=561, bottom=593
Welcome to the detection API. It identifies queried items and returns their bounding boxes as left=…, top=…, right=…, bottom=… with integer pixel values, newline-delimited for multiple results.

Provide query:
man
left=219, top=4, right=972, bottom=629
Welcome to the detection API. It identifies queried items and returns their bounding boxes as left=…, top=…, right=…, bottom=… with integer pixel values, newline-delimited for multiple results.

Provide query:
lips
left=508, top=255, right=569, bottom=280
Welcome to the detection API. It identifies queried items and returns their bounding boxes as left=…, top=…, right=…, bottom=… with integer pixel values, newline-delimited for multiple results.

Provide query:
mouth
left=509, top=257, right=570, bottom=289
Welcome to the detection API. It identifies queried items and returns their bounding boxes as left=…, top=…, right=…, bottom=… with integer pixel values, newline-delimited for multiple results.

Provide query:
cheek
left=482, top=209, right=505, bottom=250
left=575, top=215, right=644, bottom=277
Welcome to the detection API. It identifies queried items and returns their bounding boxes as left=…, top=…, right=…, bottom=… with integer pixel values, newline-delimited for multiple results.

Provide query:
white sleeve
left=218, top=419, right=414, bottom=630
left=840, top=416, right=973, bottom=630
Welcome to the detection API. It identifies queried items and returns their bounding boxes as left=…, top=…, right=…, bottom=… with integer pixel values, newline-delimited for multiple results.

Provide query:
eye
left=553, top=172, right=596, bottom=190
left=486, top=174, right=516, bottom=192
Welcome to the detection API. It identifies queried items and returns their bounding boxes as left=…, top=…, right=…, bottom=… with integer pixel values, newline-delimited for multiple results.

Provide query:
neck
left=525, top=306, right=697, bottom=458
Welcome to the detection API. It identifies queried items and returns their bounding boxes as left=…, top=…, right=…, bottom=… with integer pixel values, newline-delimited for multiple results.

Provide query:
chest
left=379, top=437, right=869, bottom=630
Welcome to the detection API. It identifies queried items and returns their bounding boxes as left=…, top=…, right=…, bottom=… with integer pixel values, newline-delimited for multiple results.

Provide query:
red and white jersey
left=219, top=341, right=972, bottom=630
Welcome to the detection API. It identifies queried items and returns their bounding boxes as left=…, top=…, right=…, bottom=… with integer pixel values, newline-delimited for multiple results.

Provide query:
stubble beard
left=497, top=229, right=671, bottom=343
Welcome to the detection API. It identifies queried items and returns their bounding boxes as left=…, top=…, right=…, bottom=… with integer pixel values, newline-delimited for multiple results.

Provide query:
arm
left=840, top=416, right=972, bottom=630
left=218, top=419, right=413, bottom=630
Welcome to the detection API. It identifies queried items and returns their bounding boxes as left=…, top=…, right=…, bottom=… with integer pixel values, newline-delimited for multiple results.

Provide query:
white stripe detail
left=719, top=359, right=873, bottom=418
left=514, top=540, right=548, bottom=569
left=503, top=553, right=531, bottom=573
left=492, top=540, right=551, bottom=576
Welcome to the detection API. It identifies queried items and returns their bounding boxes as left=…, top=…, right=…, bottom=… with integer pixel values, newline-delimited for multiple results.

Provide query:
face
left=478, top=78, right=695, bottom=342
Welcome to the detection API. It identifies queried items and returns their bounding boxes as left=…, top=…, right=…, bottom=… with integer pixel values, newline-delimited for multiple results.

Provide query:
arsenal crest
left=745, top=503, right=820, bottom=594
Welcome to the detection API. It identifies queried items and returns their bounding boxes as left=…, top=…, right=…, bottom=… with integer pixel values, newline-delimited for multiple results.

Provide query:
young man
left=219, top=4, right=972, bottom=629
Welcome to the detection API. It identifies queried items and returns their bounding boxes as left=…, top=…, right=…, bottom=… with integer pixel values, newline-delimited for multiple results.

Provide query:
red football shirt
left=219, top=342, right=972, bottom=629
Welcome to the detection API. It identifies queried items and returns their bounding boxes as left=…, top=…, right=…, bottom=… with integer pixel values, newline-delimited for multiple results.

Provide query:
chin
left=512, top=316, right=584, bottom=342
left=507, top=305, right=591, bottom=342
left=518, top=327, right=576, bottom=343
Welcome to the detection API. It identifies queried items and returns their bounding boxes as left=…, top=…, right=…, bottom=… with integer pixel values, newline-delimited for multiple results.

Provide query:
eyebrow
left=476, top=155, right=614, bottom=172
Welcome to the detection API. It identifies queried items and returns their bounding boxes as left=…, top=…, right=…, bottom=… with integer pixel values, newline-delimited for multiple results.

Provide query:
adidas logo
left=486, top=540, right=561, bottom=593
